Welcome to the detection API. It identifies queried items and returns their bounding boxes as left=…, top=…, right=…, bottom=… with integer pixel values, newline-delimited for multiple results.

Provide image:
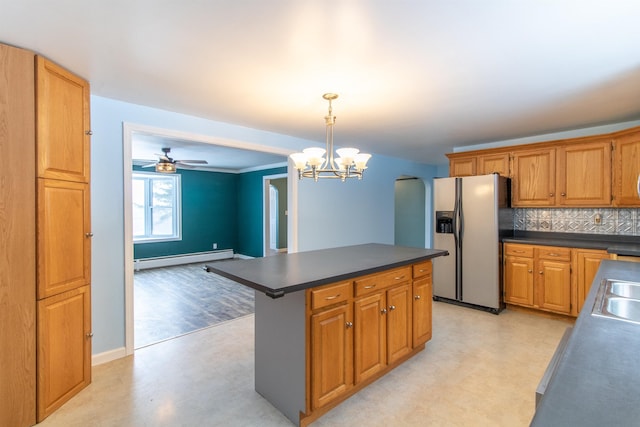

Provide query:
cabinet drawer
left=413, top=261, right=432, bottom=279
left=310, top=281, right=352, bottom=310
left=536, top=246, right=571, bottom=261
left=504, top=244, right=534, bottom=258
left=354, top=267, right=411, bottom=297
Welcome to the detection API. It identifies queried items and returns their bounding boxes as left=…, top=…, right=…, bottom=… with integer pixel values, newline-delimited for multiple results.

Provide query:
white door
left=269, top=185, right=278, bottom=250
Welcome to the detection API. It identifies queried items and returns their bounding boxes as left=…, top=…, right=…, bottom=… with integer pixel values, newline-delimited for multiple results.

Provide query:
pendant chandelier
left=290, top=93, right=371, bottom=182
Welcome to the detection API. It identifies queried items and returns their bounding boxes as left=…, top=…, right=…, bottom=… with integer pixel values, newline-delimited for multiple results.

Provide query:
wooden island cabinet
left=206, top=244, right=446, bottom=427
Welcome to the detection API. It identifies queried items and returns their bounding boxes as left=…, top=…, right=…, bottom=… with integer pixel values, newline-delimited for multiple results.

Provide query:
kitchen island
left=205, top=243, right=448, bottom=426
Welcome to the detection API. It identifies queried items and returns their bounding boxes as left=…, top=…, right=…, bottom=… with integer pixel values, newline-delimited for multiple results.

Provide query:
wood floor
left=38, top=301, right=572, bottom=426
left=134, top=261, right=254, bottom=348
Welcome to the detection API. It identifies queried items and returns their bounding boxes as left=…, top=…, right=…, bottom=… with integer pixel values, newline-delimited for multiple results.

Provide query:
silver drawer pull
left=325, top=294, right=340, bottom=300
left=364, top=284, right=376, bottom=289
left=548, top=253, right=560, bottom=257
left=513, top=250, right=525, bottom=253
left=394, top=276, right=405, bottom=280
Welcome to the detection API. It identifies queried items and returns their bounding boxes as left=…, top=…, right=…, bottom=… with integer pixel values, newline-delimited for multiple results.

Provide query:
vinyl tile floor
left=134, top=262, right=254, bottom=348
left=38, top=302, right=572, bottom=427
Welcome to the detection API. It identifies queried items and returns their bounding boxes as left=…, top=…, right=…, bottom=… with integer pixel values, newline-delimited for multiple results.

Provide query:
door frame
left=123, top=122, right=297, bottom=355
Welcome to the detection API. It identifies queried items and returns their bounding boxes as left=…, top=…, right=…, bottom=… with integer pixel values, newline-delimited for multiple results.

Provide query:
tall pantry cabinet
left=0, top=43, right=92, bottom=427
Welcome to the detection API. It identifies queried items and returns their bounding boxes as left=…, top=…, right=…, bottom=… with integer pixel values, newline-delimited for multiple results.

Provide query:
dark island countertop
left=502, top=231, right=640, bottom=256
left=531, top=260, right=640, bottom=426
left=205, top=243, right=448, bottom=298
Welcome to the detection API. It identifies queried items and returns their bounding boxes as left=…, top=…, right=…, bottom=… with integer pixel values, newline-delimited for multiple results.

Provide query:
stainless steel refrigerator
left=432, top=174, right=512, bottom=313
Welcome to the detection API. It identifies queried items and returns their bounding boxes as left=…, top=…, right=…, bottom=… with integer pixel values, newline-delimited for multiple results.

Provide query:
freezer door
left=433, top=177, right=457, bottom=300
left=460, top=174, right=501, bottom=309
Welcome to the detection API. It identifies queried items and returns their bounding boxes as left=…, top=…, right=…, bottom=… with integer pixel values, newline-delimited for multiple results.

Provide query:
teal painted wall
left=237, top=166, right=287, bottom=257
left=133, top=166, right=238, bottom=258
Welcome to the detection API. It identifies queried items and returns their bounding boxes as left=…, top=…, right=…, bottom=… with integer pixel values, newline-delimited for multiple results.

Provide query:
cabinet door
left=511, top=148, right=555, bottom=206
left=504, top=256, right=534, bottom=306
left=412, top=278, right=432, bottom=348
left=557, top=140, right=612, bottom=206
left=37, top=285, right=91, bottom=421
left=449, top=157, right=476, bottom=177
left=310, top=304, right=353, bottom=410
left=575, top=250, right=610, bottom=313
left=38, top=179, right=91, bottom=299
left=537, top=260, right=571, bottom=314
left=386, top=283, right=412, bottom=364
left=612, top=131, right=640, bottom=206
left=353, top=292, right=386, bottom=384
left=36, top=56, right=91, bottom=183
left=478, top=152, right=510, bottom=176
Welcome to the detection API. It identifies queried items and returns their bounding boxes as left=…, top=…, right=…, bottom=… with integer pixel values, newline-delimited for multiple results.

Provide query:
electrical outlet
left=594, top=213, right=602, bottom=225
left=213, top=243, right=218, bottom=249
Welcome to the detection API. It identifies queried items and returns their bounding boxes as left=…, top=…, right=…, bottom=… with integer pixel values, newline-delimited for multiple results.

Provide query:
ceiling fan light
left=155, top=162, right=176, bottom=173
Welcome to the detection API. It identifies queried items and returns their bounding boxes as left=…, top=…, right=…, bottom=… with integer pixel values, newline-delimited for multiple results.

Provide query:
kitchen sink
left=608, top=281, right=640, bottom=300
left=592, top=279, right=640, bottom=325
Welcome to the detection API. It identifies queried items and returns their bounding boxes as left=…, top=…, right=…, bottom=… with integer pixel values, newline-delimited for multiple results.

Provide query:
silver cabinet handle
left=85, top=232, right=94, bottom=238
left=561, top=193, right=566, bottom=197
left=528, top=269, right=533, bottom=273
left=85, top=130, right=93, bottom=135
left=325, top=294, right=340, bottom=300
left=389, top=305, right=396, bottom=311
left=549, top=193, right=554, bottom=197
left=394, top=276, right=405, bottom=281
left=86, top=332, right=94, bottom=338
left=539, top=271, right=544, bottom=275
left=414, top=295, right=421, bottom=300
left=381, top=308, right=387, bottom=314
left=548, top=253, right=559, bottom=257
left=364, top=284, right=376, bottom=289
left=345, top=322, right=353, bottom=328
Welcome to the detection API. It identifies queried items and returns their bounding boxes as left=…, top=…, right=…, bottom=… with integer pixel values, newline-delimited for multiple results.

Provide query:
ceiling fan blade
left=176, top=163, right=196, bottom=169
left=154, top=153, right=171, bottom=161
left=176, top=160, right=208, bottom=164
left=141, top=163, right=156, bottom=168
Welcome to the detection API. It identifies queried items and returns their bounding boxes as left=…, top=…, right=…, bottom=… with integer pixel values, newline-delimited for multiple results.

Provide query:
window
left=132, top=172, right=181, bottom=243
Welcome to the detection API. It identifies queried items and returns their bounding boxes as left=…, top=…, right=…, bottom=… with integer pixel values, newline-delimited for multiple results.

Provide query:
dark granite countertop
left=503, top=231, right=640, bottom=256
left=531, top=260, right=640, bottom=426
left=204, top=243, right=448, bottom=298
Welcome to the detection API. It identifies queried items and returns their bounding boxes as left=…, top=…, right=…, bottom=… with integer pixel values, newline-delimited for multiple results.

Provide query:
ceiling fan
left=141, top=147, right=208, bottom=173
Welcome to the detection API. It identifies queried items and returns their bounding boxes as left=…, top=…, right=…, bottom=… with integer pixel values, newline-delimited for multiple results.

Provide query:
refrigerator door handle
left=454, top=178, right=463, bottom=301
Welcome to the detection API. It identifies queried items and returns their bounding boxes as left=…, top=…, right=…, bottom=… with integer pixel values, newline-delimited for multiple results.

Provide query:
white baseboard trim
left=92, top=347, right=127, bottom=366
left=234, top=253, right=255, bottom=260
left=134, top=249, right=234, bottom=270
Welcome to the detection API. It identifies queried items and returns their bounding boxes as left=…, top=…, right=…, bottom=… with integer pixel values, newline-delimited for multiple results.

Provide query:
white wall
left=294, top=155, right=437, bottom=252
left=90, top=95, right=439, bottom=356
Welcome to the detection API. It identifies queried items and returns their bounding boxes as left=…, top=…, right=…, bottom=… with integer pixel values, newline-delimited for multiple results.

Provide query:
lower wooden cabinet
left=307, top=261, right=431, bottom=415
left=310, top=303, right=353, bottom=410
left=412, top=277, right=432, bottom=347
left=574, top=249, right=611, bottom=314
left=504, top=244, right=571, bottom=315
left=37, top=285, right=91, bottom=421
left=504, top=244, right=612, bottom=317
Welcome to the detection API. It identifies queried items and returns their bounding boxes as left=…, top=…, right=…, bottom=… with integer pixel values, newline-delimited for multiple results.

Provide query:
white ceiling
left=2, top=1, right=640, bottom=167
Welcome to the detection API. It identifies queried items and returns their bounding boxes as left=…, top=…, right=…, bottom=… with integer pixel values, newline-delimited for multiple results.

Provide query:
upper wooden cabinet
left=612, top=130, right=640, bottom=206
left=449, top=156, right=476, bottom=177
left=446, top=126, right=639, bottom=207
left=36, top=56, right=91, bottom=183
left=557, top=140, right=612, bottom=206
left=478, top=152, right=510, bottom=176
left=511, top=148, right=556, bottom=207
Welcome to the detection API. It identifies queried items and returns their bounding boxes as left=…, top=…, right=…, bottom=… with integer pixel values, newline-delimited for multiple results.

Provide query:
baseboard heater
left=134, top=249, right=234, bottom=271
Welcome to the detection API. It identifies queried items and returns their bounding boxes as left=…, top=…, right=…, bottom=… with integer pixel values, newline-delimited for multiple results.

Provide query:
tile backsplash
left=514, top=208, right=640, bottom=236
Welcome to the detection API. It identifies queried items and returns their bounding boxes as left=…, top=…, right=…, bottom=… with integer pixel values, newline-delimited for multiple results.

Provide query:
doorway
left=263, top=174, right=288, bottom=256
left=123, top=123, right=296, bottom=355
left=394, top=176, right=426, bottom=248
